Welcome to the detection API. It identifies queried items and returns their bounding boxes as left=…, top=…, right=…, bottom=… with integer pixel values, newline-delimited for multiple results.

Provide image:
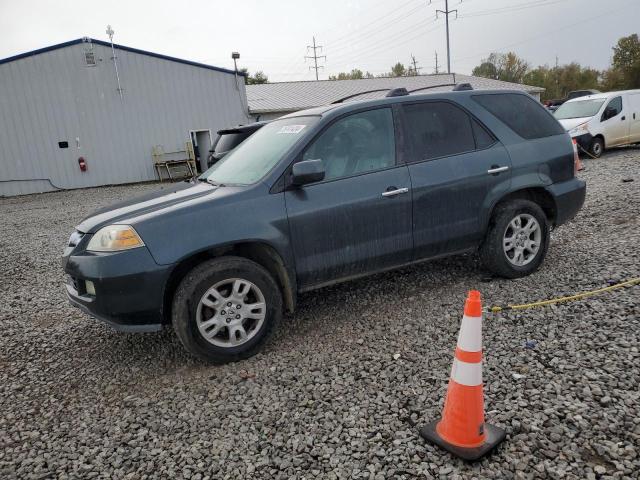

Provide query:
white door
left=600, top=95, right=629, bottom=146
left=628, top=93, right=640, bottom=143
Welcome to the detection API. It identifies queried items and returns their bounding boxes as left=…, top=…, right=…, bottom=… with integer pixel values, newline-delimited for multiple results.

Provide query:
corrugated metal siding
left=0, top=42, right=249, bottom=196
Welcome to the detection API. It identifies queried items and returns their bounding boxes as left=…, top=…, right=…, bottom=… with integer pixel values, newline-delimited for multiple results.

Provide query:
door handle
left=487, top=166, right=509, bottom=175
left=381, top=187, right=409, bottom=197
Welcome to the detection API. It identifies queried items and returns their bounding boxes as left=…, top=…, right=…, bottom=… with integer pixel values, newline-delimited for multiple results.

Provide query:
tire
left=172, top=256, right=282, bottom=363
left=590, top=137, right=604, bottom=158
left=479, top=199, right=550, bottom=279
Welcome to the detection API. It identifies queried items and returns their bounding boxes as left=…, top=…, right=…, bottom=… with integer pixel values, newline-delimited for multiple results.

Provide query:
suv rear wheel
left=172, top=256, right=282, bottom=363
left=480, top=199, right=550, bottom=279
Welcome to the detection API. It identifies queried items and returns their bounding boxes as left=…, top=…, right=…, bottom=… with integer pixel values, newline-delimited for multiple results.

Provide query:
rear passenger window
left=472, top=93, right=564, bottom=140
left=471, top=119, right=496, bottom=149
left=403, top=102, right=476, bottom=161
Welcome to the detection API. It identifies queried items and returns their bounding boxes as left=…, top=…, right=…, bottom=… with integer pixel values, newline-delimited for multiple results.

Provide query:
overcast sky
left=1, top=0, right=638, bottom=82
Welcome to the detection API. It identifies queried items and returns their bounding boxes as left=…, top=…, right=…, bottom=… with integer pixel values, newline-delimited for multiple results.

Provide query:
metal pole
left=106, top=26, right=123, bottom=100
left=313, top=37, right=319, bottom=80
left=445, top=0, right=451, bottom=74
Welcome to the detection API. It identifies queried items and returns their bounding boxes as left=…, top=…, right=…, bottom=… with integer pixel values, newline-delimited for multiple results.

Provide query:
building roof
left=247, top=73, right=544, bottom=114
left=0, top=37, right=245, bottom=76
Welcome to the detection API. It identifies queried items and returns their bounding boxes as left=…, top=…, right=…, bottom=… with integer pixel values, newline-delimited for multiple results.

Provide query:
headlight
left=87, top=225, right=145, bottom=252
left=569, top=123, right=589, bottom=136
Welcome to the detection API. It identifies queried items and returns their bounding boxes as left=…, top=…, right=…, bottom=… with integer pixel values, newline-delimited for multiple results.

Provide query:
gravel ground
left=1, top=148, right=639, bottom=480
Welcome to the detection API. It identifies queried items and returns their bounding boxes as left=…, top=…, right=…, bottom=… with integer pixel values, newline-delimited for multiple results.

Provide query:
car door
left=628, top=93, right=640, bottom=143
left=284, top=107, right=413, bottom=289
left=600, top=95, right=629, bottom=146
left=400, top=100, right=512, bottom=259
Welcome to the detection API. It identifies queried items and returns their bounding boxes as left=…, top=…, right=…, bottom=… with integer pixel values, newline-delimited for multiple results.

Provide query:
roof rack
left=331, top=82, right=473, bottom=104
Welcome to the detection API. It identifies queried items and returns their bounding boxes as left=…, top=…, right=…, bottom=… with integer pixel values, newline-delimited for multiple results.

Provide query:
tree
left=238, top=68, right=269, bottom=85
left=329, top=69, right=374, bottom=80
left=606, top=34, right=640, bottom=89
left=390, top=62, right=407, bottom=77
left=472, top=52, right=528, bottom=83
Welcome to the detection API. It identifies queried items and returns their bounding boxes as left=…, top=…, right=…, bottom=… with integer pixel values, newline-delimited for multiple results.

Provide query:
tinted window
left=472, top=118, right=496, bottom=149
left=473, top=93, right=565, bottom=139
left=302, top=108, right=395, bottom=181
left=602, top=96, right=622, bottom=121
left=403, top=102, right=475, bottom=161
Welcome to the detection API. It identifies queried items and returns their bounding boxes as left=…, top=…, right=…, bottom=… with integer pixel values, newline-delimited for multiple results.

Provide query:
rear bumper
left=63, top=246, right=172, bottom=332
left=548, top=177, right=586, bottom=226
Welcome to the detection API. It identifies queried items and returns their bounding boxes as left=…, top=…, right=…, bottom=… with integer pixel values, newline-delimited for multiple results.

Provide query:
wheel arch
left=162, top=241, right=296, bottom=324
left=485, top=187, right=557, bottom=230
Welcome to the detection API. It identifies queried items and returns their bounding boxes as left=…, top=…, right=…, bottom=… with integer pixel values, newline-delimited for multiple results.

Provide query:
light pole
left=232, top=51, right=240, bottom=90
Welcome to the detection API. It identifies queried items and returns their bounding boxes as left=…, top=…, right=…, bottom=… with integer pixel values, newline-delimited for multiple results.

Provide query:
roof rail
left=331, top=88, right=394, bottom=104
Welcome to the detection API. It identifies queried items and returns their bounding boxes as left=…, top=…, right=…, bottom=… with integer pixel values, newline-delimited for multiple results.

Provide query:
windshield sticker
left=277, top=125, right=306, bottom=134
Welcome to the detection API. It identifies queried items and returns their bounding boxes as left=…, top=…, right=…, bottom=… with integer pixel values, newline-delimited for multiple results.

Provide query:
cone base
left=419, top=420, right=506, bottom=461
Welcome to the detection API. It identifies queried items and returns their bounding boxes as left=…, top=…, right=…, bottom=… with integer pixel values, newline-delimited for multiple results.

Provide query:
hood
left=557, top=117, right=592, bottom=131
left=77, top=181, right=218, bottom=233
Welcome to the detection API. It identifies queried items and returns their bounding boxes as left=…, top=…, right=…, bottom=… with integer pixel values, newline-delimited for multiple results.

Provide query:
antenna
left=106, top=25, right=123, bottom=99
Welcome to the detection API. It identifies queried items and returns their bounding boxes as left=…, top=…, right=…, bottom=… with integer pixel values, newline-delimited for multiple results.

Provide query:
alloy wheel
left=503, top=214, right=542, bottom=267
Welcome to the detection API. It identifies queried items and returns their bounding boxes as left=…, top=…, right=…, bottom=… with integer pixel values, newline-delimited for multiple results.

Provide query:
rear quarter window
left=472, top=93, right=565, bottom=140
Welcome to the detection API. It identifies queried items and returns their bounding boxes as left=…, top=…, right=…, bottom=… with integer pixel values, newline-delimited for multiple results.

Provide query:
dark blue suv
left=62, top=89, right=586, bottom=363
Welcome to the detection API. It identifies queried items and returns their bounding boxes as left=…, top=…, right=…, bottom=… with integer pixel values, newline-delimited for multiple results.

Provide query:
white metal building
left=0, top=37, right=250, bottom=196
left=247, top=73, right=545, bottom=121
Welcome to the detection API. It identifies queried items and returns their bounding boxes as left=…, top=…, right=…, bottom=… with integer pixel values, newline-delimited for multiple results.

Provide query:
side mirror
left=291, top=159, right=325, bottom=186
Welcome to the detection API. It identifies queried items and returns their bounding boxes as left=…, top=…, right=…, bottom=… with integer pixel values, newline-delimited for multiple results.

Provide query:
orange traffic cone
left=572, top=138, right=584, bottom=171
left=420, top=290, right=505, bottom=461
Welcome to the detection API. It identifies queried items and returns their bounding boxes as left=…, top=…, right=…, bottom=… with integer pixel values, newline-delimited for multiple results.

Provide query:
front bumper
left=63, top=245, right=172, bottom=332
left=547, top=177, right=587, bottom=226
left=570, top=132, right=593, bottom=152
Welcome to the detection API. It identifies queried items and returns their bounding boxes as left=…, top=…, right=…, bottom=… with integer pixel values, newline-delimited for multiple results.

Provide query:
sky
left=1, top=0, right=638, bottom=83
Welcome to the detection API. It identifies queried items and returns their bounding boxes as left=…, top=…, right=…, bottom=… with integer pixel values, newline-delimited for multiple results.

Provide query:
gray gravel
left=1, top=148, right=639, bottom=479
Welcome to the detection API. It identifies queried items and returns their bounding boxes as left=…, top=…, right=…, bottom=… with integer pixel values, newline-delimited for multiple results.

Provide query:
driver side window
left=602, top=96, right=622, bottom=121
left=302, top=108, right=396, bottom=181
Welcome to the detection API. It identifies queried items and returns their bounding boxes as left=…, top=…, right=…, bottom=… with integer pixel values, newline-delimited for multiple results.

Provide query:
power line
left=305, top=36, right=326, bottom=80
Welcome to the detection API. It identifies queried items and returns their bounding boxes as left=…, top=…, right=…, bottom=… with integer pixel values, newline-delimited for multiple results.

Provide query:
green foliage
left=607, top=33, right=640, bottom=89
left=238, top=68, right=269, bottom=85
left=472, top=52, right=528, bottom=83
left=390, top=62, right=407, bottom=77
left=472, top=33, right=640, bottom=101
left=523, top=63, right=600, bottom=101
left=329, top=69, right=374, bottom=80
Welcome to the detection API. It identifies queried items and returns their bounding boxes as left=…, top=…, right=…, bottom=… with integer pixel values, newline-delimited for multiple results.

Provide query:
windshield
left=214, top=132, right=250, bottom=154
left=554, top=99, right=605, bottom=120
left=200, top=116, right=319, bottom=185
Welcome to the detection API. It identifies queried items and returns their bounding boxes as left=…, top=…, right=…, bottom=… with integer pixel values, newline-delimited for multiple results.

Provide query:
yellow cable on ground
left=488, top=277, right=640, bottom=313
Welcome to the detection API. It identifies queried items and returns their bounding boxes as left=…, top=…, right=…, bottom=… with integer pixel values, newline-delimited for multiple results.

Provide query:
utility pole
left=434, top=51, right=440, bottom=74
left=305, top=36, right=326, bottom=80
left=433, top=0, right=458, bottom=74
left=410, top=54, right=421, bottom=75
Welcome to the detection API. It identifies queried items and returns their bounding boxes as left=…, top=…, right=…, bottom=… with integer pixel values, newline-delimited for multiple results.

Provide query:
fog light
left=85, top=280, right=96, bottom=296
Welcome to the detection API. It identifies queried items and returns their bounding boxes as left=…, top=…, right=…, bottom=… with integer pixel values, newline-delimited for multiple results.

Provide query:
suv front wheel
left=173, top=256, right=282, bottom=363
left=480, top=199, right=550, bottom=279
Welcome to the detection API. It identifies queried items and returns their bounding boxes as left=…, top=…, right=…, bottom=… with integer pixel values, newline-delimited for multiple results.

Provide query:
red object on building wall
left=78, top=157, right=87, bottom=172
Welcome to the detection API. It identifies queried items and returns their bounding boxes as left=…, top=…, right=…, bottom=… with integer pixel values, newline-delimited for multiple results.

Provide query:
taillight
left=572, top=139, right=583, bottom=174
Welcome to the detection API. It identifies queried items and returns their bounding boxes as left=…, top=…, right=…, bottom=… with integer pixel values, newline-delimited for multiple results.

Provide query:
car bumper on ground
left=548, top=177, right=587, bottom=226
left=570, top=132, right=593, bottom=152
left=63, top=245, right=172, bottom=332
